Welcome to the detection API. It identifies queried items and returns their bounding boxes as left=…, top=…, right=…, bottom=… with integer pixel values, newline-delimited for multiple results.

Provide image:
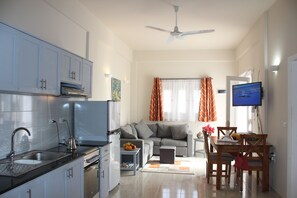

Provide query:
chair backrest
left=239, top=134, right=268, bottom=161
left=202, top=131, right=210, bottom=161
left=217, top=126, right=237, bottom=139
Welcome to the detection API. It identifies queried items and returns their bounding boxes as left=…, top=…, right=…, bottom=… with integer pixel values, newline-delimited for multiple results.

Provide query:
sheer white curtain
left=162, top=79, right=200, bottom=121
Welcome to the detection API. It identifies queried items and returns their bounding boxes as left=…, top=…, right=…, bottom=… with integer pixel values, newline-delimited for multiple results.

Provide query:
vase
left=197, top=132, right=203, bottom=139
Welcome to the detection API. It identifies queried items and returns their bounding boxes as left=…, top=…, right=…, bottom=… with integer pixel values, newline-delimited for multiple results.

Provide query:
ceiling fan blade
left=146, top=26, right=171, bottom=33
left=180, top=29, right=215, bottom=37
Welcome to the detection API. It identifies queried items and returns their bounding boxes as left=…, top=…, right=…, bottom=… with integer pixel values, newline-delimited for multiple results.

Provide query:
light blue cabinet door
left=45, top=163, right=66, bottom=198
left=61, top=51, right=82, bottom=85
left=82, top=59, right=92, bottom=98
left=39, top=43, right=60, bottom=95
left=71, top=55, right=82, bottom=84
left=15, top=32, right=40, bottom=93
left=19, top=177, right=45, bottom=198
left=0, top=23, right=17, bottom=91
left=1, top=176, right=45, bottom=198
left=66, top=159, right=84, bottom=198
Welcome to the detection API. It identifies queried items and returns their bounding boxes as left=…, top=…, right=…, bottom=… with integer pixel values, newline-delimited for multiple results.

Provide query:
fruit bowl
left=123, top=142, right=137, bottom=151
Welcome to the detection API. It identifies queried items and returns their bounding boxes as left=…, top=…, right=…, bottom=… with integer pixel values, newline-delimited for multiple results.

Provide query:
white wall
left=132, top=50, right=236, bottom=135
left=236, top=0, right=297, bottom=197
left=0, top=0, right=133, bottom=125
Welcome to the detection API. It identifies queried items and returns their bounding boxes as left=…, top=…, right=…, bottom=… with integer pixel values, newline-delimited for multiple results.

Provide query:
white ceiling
left=79, top=0, right=276, bottom=51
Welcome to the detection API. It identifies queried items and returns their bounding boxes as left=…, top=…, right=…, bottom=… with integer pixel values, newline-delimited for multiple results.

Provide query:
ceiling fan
left=146, top=5, right=215, bottom=39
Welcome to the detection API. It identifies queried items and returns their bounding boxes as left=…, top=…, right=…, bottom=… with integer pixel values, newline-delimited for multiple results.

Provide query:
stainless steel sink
left=0, top=150, right=71, bottom=177
left=21, top=151, right=68, bottom=161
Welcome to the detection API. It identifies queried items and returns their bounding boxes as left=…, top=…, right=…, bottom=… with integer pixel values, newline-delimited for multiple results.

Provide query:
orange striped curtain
left=149, top=77, right=163, bottom=121
left=198, top=77, right=217, bottom=122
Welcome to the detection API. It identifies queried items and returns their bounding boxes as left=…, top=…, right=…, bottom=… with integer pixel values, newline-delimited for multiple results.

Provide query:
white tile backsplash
left=0, top=93, right=79, bottom=159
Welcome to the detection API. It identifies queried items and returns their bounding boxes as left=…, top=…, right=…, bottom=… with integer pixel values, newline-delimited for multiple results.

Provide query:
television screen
left=232, top=82, right=262, bottom=106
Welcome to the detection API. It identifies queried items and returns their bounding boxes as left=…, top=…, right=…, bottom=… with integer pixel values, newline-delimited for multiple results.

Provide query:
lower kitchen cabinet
left=45, top=157, right=84, bottom=198
left=0, top=157, right=83, bottom=198
left=99, top=145, right=110, bottom=198
left=1, top=177, right=45, bottom=198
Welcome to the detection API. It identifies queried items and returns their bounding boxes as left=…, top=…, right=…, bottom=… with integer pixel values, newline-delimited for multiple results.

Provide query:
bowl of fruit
left=123, top=142, right=137, bottom=151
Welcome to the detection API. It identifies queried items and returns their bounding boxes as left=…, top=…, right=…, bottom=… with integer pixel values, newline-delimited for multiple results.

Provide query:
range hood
left=60, top=82, right=87, bottom=97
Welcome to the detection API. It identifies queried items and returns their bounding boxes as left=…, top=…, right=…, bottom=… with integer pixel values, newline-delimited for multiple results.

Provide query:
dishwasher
left=83, top=148, right=99, bottom=198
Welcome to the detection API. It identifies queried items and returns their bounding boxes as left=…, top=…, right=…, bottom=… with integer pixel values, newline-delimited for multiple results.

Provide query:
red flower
left=202, top=124, right=214, bottom=135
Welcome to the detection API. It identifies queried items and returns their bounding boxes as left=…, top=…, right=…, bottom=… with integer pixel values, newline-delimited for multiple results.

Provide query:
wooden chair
left=235, top=134, right=268, bottom=191
left=202, top=131, right=234, bottom=184
left=217, top=126, right=237, bottom=139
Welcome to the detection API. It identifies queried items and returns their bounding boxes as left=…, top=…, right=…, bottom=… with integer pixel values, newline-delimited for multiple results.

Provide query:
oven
left=83, top=148, right=99, bottom=198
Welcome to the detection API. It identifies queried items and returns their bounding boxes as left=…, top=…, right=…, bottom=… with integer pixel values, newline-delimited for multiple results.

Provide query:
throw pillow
left=120, top=125, right=137, bottom=139
left=130, top=123, right=138, bottom=138
left=147, top=123, right=158, bottom=137
left=157, top=124, right=172, bottom=138
left=135, top=120, right=153, bottom=139
left=171, top=124, right=188, bottom=140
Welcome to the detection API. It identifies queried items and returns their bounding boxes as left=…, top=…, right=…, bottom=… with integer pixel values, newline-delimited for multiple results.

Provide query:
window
left=161, top=79, right=200, bottom=121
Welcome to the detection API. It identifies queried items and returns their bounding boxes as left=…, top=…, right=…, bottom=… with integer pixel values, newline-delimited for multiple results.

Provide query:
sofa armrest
left=187, top=132, right=194, bottom=157
left=120, top=139, right=146, bottom=167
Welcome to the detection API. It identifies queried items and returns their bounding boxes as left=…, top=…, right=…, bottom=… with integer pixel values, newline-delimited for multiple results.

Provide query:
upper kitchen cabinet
left=39, top=43, right=60, bottom=95
left=61, top=51, right=83, bottom=85
left=15, top=32, right=40, bottom=94
left=15, top=32, right=60, bottom=95
left=82, top=59, right=93, bottom=98
left=0, top=23, right=17, bottom=91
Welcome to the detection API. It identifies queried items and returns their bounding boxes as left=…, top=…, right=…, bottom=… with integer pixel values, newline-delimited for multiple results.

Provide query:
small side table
left=194, top=138, right=205, bottom=157
left=120, top=148, right=140, bottom=175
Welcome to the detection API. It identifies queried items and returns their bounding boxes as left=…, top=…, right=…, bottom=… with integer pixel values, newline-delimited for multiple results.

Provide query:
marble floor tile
left=109, top=157, right=281, bottom=198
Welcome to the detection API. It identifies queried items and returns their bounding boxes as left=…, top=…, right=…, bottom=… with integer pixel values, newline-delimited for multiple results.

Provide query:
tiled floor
left=109, top=157, right=281, bottom=198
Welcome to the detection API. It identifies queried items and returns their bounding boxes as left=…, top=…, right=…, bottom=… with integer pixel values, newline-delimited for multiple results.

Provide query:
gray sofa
left=120, top=121, right=193, bottom=168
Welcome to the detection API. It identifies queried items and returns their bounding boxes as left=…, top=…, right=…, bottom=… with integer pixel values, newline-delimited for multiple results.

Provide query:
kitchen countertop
left=0, top=144, right=105, bottom=195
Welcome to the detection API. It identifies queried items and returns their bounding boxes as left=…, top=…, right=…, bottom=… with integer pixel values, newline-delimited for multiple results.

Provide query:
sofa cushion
left=120, top=125, right=137, bottom=139
left=161, top=138, right=188, bottom=147
left=147, top=123, right=158, bottom=137
left=147, top=137, right=162, bottom=146
left=135, top=120, right=153, bottom=139
left=170, top=124, right=188, bottom=140
left=157, top=124, right=172, bottom=138
left=130, top=123, right=138, bottom=138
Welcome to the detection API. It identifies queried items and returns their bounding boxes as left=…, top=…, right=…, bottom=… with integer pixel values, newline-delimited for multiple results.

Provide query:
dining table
left=209, top=135, right=271, bottom=192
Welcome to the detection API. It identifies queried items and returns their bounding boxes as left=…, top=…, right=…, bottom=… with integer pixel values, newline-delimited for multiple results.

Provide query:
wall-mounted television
left=232, top=82, right=262, bottom=106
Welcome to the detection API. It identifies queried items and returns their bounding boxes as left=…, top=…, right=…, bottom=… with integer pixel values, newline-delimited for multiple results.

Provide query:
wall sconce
left=104, top=73, right=112, bottom=79
left=270, top=65, right=279, bottom=72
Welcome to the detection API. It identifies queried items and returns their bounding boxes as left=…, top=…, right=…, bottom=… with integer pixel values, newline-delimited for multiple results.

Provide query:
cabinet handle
left=67, top=169, right=71, bottom=178
left=40, top=79, right=44, bottom=89
left=44, top=79, right=47, bottom=89
left=102, top=170, right=104, bottom=178
left=27, top=189, right=32, bottom=198
left=70, top=71, right=75, bottom=79
left=71, top=167, right=73, bottom=178
left=73, top=71, right=76, bottom=80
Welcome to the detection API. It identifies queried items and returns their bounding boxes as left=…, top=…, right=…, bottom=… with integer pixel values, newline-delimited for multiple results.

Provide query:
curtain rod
left=160, top=78, right=201, bottom=80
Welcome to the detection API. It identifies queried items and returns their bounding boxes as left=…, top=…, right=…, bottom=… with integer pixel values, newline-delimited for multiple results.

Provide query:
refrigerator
left=74, top=100, right=121, bottom=192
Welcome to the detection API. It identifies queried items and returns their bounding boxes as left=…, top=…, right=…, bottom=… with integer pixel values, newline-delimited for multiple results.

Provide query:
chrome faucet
left=7, top=127, right=31, bottom=165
